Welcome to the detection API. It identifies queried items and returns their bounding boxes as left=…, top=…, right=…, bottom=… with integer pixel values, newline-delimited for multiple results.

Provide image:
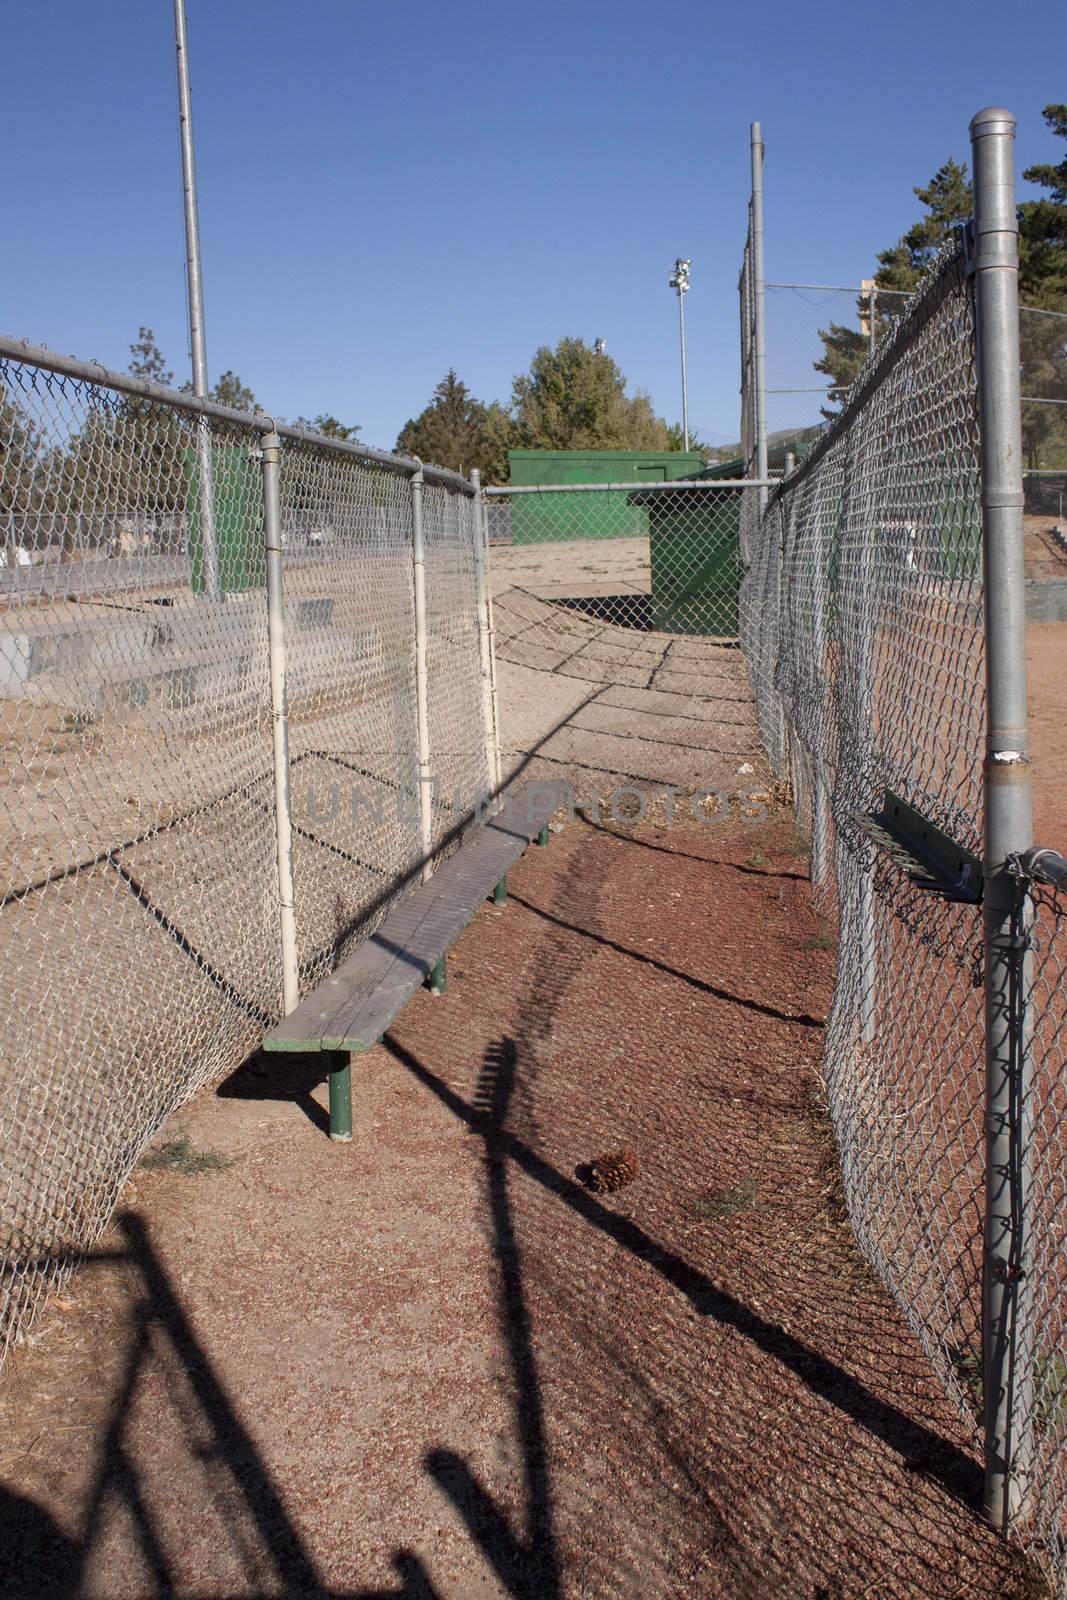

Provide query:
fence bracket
left=852, top=791, right=983, bottom=903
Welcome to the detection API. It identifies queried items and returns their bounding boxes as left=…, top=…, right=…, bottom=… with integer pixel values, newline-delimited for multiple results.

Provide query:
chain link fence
left=0, top=338, right=492, bottom=1359
left=484, top=478, right=752, bottom=700
left=739, top=120, right=1067, bottom=1590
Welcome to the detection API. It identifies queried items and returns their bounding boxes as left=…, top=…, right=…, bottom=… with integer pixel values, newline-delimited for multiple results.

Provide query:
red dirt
left=1028, top=620, right=1067, bottom=847
left=0, top=811, right=1039, bottom=1599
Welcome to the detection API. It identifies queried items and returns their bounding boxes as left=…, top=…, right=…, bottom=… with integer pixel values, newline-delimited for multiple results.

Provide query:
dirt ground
left=0, top=804, right=1041, bottom=1599
left=1025, top=515, right=1067, bottom=581
left=1028, top=620, right=1067, bottom=846
left=0, top=535, right=1059, bottom=1597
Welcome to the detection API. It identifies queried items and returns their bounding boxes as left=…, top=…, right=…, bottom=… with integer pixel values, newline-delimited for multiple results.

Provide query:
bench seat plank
left=264, top=781, right=567, bottom=1055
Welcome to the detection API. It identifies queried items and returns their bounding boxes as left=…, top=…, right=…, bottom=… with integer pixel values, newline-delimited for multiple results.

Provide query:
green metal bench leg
left=536, top=823, right=550, bottom=848
left=492, top=876, right=508, bottom=905
left=428, top=955, right=447, bottom=996
left=324, top=1050, right=352, bottom=1143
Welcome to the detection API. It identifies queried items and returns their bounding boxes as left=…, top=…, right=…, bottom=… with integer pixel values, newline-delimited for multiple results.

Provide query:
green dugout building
left=506, top=450, right=706, bottom=545
left=507, top=447, right=741, bottom=637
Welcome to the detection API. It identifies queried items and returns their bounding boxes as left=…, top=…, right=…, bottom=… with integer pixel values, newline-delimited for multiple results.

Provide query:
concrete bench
left=262, top=781, right=568, bottom=1139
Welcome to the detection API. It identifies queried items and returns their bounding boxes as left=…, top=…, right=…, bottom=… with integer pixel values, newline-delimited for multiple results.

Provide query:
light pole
left=174, top=0, right=209, bottom=400
left=173, top=0, right=218, bottom=597
left=669, top=258, right=691, bottom=451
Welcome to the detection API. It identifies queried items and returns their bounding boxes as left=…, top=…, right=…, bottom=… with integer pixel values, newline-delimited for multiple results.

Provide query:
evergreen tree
left=301, top=414, right=360, bottom=441
left=396, top=370, right=504, bottom=479
left=128, top=328, right=173, bottom=388
left=0, top=387, right=47, bottom=533
left=1021, top=104, right=1067, bottom=307
left=1020, top=106, right=1067, bottom=466
left=815, top=160, right=973, bottom=415
left=211, top=370, right=257, bottom=412
left=510, top=337, right=671, bottom=451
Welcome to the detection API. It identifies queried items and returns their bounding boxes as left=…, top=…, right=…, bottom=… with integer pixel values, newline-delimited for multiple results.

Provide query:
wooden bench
left=262, top=781, right=569, bottom=1140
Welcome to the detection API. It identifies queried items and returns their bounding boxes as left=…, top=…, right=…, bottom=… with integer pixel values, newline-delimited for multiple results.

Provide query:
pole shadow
left=1, top=1213, right=442, bottom=1599
left=424, top=1036, right=561, bottom=1599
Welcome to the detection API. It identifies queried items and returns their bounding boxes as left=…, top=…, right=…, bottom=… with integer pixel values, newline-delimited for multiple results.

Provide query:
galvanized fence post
left=410, top=465, right=434, bottom=883
left=470, top=469, right=502, bottom=802
left=971, top=106, right=1035, bottom=1532
left=810, top=494, right=831, bottom=890
left=259, top=429, right=300, bottom=1015
left=855, top=460, right=879, bottom=1048
left=750, top=122, right=770, bottom=519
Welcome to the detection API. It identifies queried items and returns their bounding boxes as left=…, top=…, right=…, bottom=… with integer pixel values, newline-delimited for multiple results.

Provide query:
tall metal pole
left=669, top=259, right=691, bottom=452
left=174, top=0, right=208, bottom=399
left=869, top=286, right=878, bottom=357
left=750, top=123, right=770, bottom=515
left=260, top=431, right=300, bottom=1017
left=173, top=0, right=218, bottom=597
left=971, top=105, right=1035, bottom=1533
left=678, top=287, right=690, bottom=452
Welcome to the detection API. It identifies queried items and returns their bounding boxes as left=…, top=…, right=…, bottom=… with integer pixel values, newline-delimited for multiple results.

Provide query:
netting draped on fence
left=0, top=348, right=490, bottom=1357
left=740, top=226, right=1067, bottom=1590
left=743, top=236, right=988, bottom=1413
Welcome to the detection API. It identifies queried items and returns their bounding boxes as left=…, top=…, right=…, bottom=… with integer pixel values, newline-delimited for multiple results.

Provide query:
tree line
left=0, top=329, right=363, bottom=546
left=126, top=328, right=361, bottom=442
left=816, top=103, right=1067, bottom=467
left=395, top=338, right=712, bottom=484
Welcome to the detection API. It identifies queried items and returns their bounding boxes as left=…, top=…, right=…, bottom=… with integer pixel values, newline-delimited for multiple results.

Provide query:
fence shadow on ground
left=0, top=1215, right=442, bottom=1600
left=378, top=815, right=1039, bottom=1597
left=1, top=819, right=1044, bottom=1598
left=384, top=1036, right=979, bottom=1503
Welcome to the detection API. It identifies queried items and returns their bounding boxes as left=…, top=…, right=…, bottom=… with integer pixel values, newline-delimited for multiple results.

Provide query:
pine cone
left=587, top=1148, right=640, bottom=1193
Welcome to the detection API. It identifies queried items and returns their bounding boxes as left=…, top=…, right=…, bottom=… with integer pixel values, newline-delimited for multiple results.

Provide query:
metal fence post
left=410, top=465, right=434, bottom=883
left=853, top=445, right=879, bottom=1048
left=810, top=494, right=830, bottom=890
left=470, top=469, right=502, bottom=801
left=260, top=430, right=300, bottom=1015
left=750, top=122, right=770, bottom=517
left=971, top=106, right=1035, bottom=1533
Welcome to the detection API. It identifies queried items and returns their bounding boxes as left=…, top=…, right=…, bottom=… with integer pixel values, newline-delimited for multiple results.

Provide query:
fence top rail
left=0, top=332, right=475, bottom=496
left=484, top=478, right=770, bottom=495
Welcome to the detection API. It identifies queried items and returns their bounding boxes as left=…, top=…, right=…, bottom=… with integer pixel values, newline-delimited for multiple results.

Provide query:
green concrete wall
left=507, top=450, right=705, bottom=544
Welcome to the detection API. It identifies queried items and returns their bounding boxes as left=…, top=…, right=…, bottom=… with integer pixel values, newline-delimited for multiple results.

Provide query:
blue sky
left=4, top=0, right=1065, bottom=450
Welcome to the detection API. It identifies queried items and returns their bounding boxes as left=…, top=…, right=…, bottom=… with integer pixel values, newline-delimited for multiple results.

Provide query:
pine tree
left=510, top=337, right=671, bottom=452
left=815, top=160, right=973, bottom=416
left=127, top=328, right=173, bottom=389
left=1019, top=107, right=1067, bottom=467
left=211, top=370, right=257, bottom=412
left=396, top=370, right=505, bottom=479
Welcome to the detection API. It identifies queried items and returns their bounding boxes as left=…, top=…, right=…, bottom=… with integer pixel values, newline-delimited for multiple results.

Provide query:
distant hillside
left=709, top=424, right=824, bottom=461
